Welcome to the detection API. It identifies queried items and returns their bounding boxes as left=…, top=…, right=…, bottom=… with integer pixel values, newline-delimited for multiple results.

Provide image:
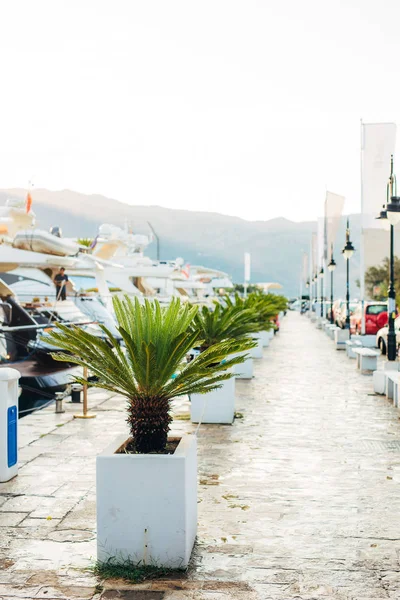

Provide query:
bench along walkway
left=1, top=313, right=400, bottom=598
left=354, top=346, right=380, bottom=373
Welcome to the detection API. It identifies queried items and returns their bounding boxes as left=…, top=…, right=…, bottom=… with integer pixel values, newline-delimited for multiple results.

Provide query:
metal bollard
left=71, top=384, right=82, bottom=403
left=55, top=392, right=65, bottom=414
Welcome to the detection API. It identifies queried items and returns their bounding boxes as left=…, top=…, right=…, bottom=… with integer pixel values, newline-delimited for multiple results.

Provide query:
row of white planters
left=96, top=327, right=277, bottom=569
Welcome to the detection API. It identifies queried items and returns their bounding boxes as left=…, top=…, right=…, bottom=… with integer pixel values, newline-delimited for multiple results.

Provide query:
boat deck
left=0, top=360, right=74, bottom=378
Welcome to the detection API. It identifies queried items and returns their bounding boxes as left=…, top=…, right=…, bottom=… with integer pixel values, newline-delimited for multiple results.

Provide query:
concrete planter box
left=259, top=330, right=270, bottom=348
left=251, top=334, right=263, bottom=359
left=234, top=353, right=254, bottom=379
left=327, top=325, right=337, bottom=340
left=358, top=334, right=378, bottom=348
left=373, top=369, right=386, bottom=395
left=334, top=328, right=350, bottom=350
left=97, top=434, right=197, bottom=568
left=373, top=362, right=399, bottom=395
left=190, top=375, right=235, bottom=424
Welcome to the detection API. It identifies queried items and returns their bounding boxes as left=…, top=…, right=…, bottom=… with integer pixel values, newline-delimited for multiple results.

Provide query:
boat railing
left=0, top=321, right=95, bottom=332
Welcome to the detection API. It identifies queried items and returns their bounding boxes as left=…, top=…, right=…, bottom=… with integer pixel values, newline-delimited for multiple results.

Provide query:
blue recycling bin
left=0, top=368, right=21, bottom=482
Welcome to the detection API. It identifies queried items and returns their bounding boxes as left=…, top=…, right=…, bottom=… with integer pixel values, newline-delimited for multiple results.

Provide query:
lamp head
left=387, top=196, right=400, bottom=226
left=342, top=243, right=355, bottom=260
left=376, top=204, right=388, bottom=221
left=327, top=257, right=336, bottom=272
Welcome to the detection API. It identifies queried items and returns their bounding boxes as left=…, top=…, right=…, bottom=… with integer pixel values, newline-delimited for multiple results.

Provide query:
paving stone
left=29, top=498, right=78, bottom=519
left=58, top=498, right=96, bottom=530
left=0, top=513, right=27, bottom=526
left=0, top=582, right=41, bottom=597
left=35, top=584, right=96, bottom=598
left=18, top=517, right=62, bottom=528
left=0, top=495, right=55, bottom=513
left=101, top=593, right=165, bottom=599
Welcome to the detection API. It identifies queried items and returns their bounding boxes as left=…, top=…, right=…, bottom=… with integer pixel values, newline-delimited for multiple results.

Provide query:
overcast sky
left=0, top=0, right=399, bottom=222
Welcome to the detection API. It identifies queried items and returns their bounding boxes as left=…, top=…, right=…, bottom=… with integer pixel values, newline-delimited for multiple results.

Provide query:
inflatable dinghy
left=13, top=230, right=79, bottom=257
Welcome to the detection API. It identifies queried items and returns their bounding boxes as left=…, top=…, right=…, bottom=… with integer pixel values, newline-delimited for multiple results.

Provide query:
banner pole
left=299, top=277, right=303, bottom=309
left=360, top=119, right=366, bottom=335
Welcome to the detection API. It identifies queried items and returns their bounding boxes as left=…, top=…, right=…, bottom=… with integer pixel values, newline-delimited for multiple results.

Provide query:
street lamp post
left=314, top=272, right=318, bottom=310
left=319, top=266, right=324, bottom=318
left=342, top=218, right=355, bottom=330
left=377, top=156, right=400, bottom=361
left=327, top=244, right=337, bottom=325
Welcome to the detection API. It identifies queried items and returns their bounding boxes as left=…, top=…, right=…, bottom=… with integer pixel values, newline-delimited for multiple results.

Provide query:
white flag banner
left=317, top=217, right=325, bottom=266
left=311, top=232, right=318, bottom=275
left=302, top=252, right=309, bottom=282
left=325, top=192, right=345, bottom=256
left=362, top=122, right=397, bottom=230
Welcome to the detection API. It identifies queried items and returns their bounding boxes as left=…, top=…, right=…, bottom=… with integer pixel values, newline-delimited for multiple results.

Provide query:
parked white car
left=376, top=316, right=400, bottom=355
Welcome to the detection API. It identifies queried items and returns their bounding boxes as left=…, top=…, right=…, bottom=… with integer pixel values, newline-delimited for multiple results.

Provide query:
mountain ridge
left=3, top=188, right=301, bottom=227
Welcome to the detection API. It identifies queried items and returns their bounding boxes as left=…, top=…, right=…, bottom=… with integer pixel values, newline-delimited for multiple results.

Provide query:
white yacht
left=0, top=197, right=232, bottom=310
left=0, top=199, right=122, bottom=312
left=176, top=265, right=233, bottom=304
left=88, top=223, right=189, bottom=302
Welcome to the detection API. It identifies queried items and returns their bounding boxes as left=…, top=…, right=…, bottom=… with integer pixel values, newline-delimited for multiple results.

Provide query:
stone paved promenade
left=1, top=313, right=400, bottom=599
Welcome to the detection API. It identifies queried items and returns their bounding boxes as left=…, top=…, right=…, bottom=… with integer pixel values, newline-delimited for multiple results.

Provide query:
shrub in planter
left=189, top=302, right=257, bottom=420
left=226, top=292, right=287, bottom=340
left=221, top=292, right=287, bottom=359
left=44, top=296, right=251, bottom=567
left=219, top=293, right=267, bottom=362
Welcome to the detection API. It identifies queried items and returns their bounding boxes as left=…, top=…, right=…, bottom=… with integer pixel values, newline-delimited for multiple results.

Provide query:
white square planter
left=373, top=369, right=386, bottom=395
left=359, top=335, right=378, bottom=348
left=251, top=334, right=263, bottom=359
left=234, top=353, right=253, bottom=379
left=97, top=433, right=197, bottom=568
left=334, top=328, right=349, bottom=350
left=190, top=376, right=235, bottom=424
left=259, top=330, right=270, bottom=348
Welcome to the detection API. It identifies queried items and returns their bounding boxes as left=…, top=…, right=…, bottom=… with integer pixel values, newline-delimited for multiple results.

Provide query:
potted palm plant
left=227, top=292, right=286, bottom=356
left=244, top=292, right=279, bottom=354
left=189, top=302, right=257, bottom=422
left=256, top=293, right=288, bottom=345
left=44, top=296, right=248, bottom=568
left=222, top=293, right=266, bottom=367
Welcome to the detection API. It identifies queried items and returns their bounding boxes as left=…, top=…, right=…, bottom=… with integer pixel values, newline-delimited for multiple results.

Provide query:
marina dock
left=1, top=313, right=400, bottom=599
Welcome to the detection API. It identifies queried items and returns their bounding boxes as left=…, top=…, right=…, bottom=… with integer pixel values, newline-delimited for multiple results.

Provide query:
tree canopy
left=364, top=256, right=400, bottom=304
